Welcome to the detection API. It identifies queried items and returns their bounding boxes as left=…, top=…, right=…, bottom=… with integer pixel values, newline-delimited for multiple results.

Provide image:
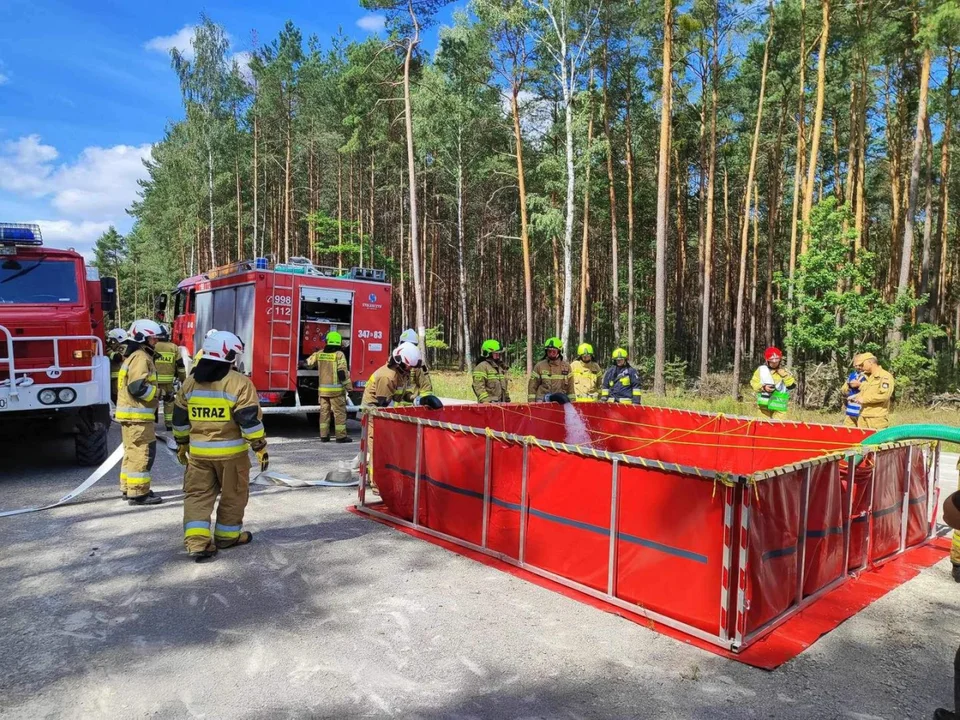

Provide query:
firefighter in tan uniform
left=360, top=343, right=431, bottom=493
left=116, top=319, right=163, bottom=505
left=472, top=339, right=510, bottom=403
left=842, top=352, right=895, bottom=430
left=528, top=337, right=574, bottom=403
left=305, top=331, right=352, bottom=443
left=173, top=331, right=268, bottom=562
left=106, top=328, right=127, bottom=405
left=397, top=328, right=436, bottom=406
left=154, top=324, right=184, bottom=431
left=570, top=343, right=602, bottom=401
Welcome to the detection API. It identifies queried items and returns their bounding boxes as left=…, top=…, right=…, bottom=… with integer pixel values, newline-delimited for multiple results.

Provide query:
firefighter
left=154, top=324, right=183, bottom=431
left=600, top=349, right=642, bottom=404
left=173, top=331, right=268, bottom=562
left=570, top=343, right=602, bottom=401
left=305, top=331, right=352, bottom=443
left=472, top=339, right=510, bottom=403
left=397, top=328, right=437, bottom=406
left=842, top=352, right=895, bottom=429
left=750, top=347, right=796, bottom=420
left=116, top=319, right=163, bottom=506
left=528, top=337, right=574, bottom=403
left=361, top=342, right=427, bottom=493
left=106, top=328, right=127, bottom=405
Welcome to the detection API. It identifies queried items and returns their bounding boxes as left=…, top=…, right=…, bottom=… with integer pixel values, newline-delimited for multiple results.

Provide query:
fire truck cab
left=160, top=257, right=392, bottom=415
left=0, top=223, right=115, bottom=465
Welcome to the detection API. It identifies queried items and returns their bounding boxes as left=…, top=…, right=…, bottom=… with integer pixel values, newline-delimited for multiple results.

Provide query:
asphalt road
left=0, top=417, right=958, bottom=719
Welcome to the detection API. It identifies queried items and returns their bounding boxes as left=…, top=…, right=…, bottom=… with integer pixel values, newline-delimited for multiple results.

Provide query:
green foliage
left=777, top=198, right=918, bottom=366
left=425, top=325, right=450, bottom=351
left=889, top=324, right=948, bottom=403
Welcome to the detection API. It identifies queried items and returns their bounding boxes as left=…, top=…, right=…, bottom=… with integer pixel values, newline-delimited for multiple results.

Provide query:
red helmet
left=764, top=347, right=782, bottom=362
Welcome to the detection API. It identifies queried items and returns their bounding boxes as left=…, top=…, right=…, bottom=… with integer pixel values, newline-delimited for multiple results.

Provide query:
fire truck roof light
left=0, top=223, right=43, bottom=245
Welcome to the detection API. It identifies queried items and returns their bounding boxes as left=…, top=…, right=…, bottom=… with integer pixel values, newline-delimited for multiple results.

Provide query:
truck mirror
left=101, top=277, right=117, bottom=315
left=154, top=293, right=168, bottom=313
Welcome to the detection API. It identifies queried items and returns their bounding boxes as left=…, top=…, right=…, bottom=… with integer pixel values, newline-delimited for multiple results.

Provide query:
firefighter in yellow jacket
left=396, top=328, right=436, bottom=406
left=306, top=331, right=352, bottom=443
left=472, top=339, right=510, bottom=403
left=749, top=347, right=796, bottom=420
left=116, top=319, right=164, bottom=506
left=528, top=337, right=574, bottom=402
left=173, top=330, right=268, bottom=562
left=570, top=343, right=602, bottom=401
left=106, top=328, right=127, bottom=404
left=154, top=324, right=184, bottom=431
left=842, top=352, right=895, bottom=430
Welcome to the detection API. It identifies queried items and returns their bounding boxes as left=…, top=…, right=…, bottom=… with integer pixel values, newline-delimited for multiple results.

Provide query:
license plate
left=0, top=246, right=16, bottom=255
left=0, top=398, right=7, bottom=409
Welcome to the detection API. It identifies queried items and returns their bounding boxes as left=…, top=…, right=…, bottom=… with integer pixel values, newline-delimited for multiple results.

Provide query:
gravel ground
left=0, top=417, right=958, bottom=720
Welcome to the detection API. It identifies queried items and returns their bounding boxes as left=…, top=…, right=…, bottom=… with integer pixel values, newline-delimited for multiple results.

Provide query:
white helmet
left=201, top=330, right=244, bottom=363
left=204, top=328, right=218, bottom=339
left=399, top=328, right=418, bottom=345
left=393, top=342, right=422, bottom=370
left=128, top=319, right=163, bottom=343
left=158, top=323, right=170, bottom=340
left=107, top=328, right=127, bottom=343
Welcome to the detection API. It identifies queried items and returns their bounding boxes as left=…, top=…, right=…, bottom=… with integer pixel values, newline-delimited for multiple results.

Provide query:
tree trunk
left=579, top=70, right=594, bottom=344
left=749, top=183, right=760, bottom=362
left=800, top=0, right=829, bottom=255
left=732, top=8, right=773, bottom=399
left=403, top=7, right=427, bottom=351
left=653, top=0, right=673, bottom=396
left=936, top=50, right=954, bottom=323
left=919, top=114, right=934, bottom=327
left=560, top=23, right=575, bottom=356
left=786, top=0, right=806, bottom=367
left=602, top=35, right=621, bottom=345
left=625, top=71, right=636, bottom=359
left=253, top=115, right=259, bottom=260
left=207, top=143, right=216, bottom=266
left=893, top=46, right=932, bottom=346
left=699, top=0, right=719, bottom=381
left=456, top=131, right=472, bottom=371
left=283, top=121, right=292, bottom=262
left=512, top=87, right=534, bottom=375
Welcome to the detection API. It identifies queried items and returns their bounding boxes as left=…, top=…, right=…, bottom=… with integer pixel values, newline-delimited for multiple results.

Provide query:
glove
left=176, top=444, right=189, bottom=466
left=420, top=395, right=443, bottom=410
left=544, top=393, right=571, bottom=405
left=255, top=448, right=269, bottom=472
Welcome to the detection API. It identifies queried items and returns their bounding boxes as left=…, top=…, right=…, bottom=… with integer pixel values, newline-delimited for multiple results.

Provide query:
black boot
left=320, top=436, right=330, bottom=443
left=189, top=548, right=217, bottom=563
left=336, top=436, right=353, bottom=443
left=934, top=709, right=957, bottom=719
left=952, top=564, right=960, bottom=583
left=128, top=491, right=163, bottom=506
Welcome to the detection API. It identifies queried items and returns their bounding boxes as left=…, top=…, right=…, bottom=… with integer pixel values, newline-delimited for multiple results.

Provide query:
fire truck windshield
left=0, top=257, right=79, bottom=304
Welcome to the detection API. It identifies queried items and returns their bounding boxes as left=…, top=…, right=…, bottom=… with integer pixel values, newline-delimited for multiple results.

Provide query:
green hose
left=852, top=424, right=960, bottom=465
left=862, top=424, right=960, bottom=447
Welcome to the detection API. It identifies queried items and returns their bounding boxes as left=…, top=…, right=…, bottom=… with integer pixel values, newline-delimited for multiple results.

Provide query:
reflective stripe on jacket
left=307, top=349, right=350, bottom=398
left=116, top=349, right=159, bottom=422
left=600, top=365, right=642, bottom=405
left=528, top=359, right=574, bottom=402
left=472, top=359, right=509, bottom=403
left=173, top=371, right=265, bottom=458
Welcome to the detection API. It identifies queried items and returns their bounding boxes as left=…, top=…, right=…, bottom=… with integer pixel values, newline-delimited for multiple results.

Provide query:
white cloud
left=28, top=220, right=113, bottom=254
left=0, top=135, right=152, bottom=256
left=145, top=25, right=197, bottom=61
left=357, top=14, right=387, bottom=32
left=231, top=51, right=253, bottom=82
left=0, top=72, right=8, bottom=86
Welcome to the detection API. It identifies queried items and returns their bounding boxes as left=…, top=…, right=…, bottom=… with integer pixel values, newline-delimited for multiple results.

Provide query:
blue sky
left=0, top=0, right=459, bottom=256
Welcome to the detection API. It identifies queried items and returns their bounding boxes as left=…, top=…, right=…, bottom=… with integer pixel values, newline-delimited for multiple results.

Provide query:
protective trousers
left=759, top=407, right=787, bottom=421
left=120, top=422, right=156, bottom=498
left=182, top=455, right=251, bottom=553
left=843, top=415, right=890, bottom=430
left=319, top=396, right=348, bottom=439
left=159, top=384, right=175, bottom=430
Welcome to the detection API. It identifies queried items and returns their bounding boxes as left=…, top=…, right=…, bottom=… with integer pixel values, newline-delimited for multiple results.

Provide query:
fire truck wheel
left=76, top=421, right=109, bottom=466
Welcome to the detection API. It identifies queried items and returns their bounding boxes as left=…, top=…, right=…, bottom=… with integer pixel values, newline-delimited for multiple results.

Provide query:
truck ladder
left=266, top=270, right=295, bottom=391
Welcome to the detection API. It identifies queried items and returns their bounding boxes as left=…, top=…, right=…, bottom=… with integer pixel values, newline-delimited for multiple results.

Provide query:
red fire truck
left=0, top=223, right=115, bottom=465
left=158, top=257, right=392, bottom=414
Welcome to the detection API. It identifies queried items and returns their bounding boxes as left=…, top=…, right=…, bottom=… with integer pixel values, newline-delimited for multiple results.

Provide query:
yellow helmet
left=612, top=348, right=628, bottom=360
left=577, top=343, right=594, bottom=357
